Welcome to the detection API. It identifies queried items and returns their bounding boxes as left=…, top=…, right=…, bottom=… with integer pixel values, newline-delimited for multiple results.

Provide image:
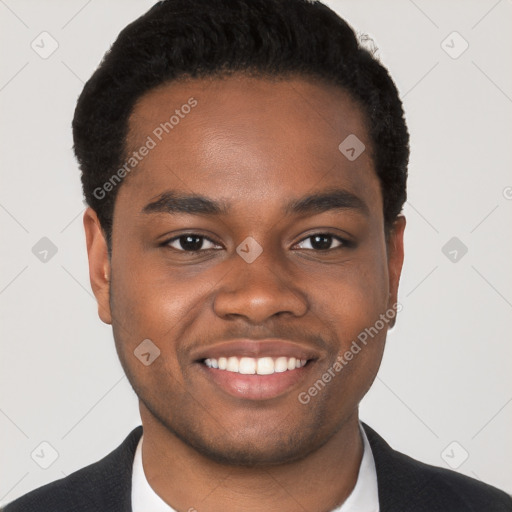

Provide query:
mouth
left=203, top=356, right=308, bottom=375
left=192, top=339, right=320, bottom=401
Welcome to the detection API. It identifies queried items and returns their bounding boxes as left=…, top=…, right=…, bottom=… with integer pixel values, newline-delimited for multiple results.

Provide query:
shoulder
left=3, top=426, right=143, bottom=512
left=363, top=423, right=512, bottom=512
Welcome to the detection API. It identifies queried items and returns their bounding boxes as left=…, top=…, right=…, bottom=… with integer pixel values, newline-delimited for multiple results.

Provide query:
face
left=85, top=75, right=405, bottom=466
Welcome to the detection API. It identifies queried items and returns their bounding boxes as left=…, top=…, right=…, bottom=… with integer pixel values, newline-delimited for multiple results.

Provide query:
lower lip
left=197, top=362, right=313, bottom=401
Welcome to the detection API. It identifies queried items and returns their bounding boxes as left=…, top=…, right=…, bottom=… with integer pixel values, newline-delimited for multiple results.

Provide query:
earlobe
left=387, top=215, right=406, bottom=327
left=83, top=208, right=112, bottom=325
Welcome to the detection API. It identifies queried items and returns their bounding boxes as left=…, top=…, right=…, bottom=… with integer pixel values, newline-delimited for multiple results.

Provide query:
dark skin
left=84, top=75, right=405, bottom=512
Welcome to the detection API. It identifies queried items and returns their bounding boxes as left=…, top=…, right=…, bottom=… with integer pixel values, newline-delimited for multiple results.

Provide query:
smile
left=193, top=338, right=320, bottom=400
left=203, top=356, right=308, bottom=375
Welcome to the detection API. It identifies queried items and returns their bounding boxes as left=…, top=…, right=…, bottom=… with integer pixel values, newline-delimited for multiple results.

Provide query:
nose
left=213, top=251, right=309, bottom=324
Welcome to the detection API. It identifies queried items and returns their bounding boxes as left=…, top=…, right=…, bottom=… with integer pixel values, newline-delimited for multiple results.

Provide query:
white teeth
left=203, top=356, right=308, bottom=375
left=274, top=357, right=288, bottom=373
left=226, top=356, right=239, bottom=372
left=257, top=357, right=274, bottom=375
left=239, top=357, right=256, bottom=374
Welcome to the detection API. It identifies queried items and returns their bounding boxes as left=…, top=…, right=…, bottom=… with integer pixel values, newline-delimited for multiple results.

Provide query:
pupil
left=311, top=234, right=332, bottom=250
left=180, top=235, right=202, bottom=251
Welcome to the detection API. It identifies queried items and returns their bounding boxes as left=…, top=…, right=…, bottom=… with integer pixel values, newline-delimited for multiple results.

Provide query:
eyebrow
left=143, top=192, right=230, bottom=215
left=284, top=188, right=369, bottom=217
left=142, top=188, right=369, bottom=217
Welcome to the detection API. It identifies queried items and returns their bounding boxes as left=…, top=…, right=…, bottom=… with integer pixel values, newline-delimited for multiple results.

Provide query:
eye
left=294, top=233, right=349, bottom=251
left=165, top=234, right=222, bottom=252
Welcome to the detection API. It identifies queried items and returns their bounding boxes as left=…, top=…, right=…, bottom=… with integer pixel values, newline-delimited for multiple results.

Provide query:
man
left=4, top=0, right=511, bottom=511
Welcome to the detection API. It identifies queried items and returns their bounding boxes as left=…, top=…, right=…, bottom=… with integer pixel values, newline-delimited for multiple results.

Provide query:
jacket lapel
left=363, top=423, right=442, bottom=512
left=82, top=425, right=143, bottom=512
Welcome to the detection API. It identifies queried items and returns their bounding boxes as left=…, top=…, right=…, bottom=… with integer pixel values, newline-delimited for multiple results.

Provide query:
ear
left=83, top=208, right=112, bottom=324
left=386, top=215, right=406, bottom=327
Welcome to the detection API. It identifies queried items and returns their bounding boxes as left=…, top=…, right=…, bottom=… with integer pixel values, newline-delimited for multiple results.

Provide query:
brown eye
left=166, top=234, right=221, bottom=252
left=295, top=233, right=347, bottom=251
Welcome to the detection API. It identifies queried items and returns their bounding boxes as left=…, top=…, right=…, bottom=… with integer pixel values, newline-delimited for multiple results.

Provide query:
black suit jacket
left=4, top=423, right=511, bottom=511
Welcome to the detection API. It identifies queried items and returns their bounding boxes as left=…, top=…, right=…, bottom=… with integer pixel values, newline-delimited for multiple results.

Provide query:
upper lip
left=192, top=339, right=321, bottom=362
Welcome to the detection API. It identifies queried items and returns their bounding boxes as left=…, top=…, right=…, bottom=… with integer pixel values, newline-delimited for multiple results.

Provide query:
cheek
left=109, top=250, right=221, bottom=364
left=305, top=252, right=390, bottom=388
left=108, top=262, right=201, bottom=397
left=311, top=256, right=389, bottom=329
left=308, top=273, right=388, bottom=410
left=111, top=267, right=196, bottom=339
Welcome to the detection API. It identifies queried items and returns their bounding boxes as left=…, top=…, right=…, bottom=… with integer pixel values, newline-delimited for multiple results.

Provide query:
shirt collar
left=332, top=424, right=380, bottom=512
left=131, top=423, right=379, bottom=512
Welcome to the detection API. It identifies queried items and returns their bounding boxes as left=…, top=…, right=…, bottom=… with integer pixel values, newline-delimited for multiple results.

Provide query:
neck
left=139, top=404, right=364, bottom=512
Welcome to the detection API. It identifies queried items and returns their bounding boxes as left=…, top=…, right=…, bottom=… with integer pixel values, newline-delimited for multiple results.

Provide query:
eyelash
left=163, top=232, right=353, bottom=252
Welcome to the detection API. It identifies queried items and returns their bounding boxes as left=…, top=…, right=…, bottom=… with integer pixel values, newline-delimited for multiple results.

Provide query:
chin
left=179, top=432, right=322, bottom=467
left=146, top=398, right=327, bottom=467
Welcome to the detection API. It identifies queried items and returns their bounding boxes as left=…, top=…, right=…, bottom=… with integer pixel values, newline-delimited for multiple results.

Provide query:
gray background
left=1, top=0, right=511, bottom=505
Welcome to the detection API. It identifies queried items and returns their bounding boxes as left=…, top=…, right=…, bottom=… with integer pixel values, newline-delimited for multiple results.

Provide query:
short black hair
left=72, top=0, right=409, bottom=247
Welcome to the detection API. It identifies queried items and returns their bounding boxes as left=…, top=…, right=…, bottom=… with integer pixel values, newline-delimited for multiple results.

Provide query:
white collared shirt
left=131, top=424, right=379, bottom=512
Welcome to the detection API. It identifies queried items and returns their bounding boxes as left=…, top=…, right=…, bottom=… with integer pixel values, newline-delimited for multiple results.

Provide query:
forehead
left=119, top=75, right=381, bottom=217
